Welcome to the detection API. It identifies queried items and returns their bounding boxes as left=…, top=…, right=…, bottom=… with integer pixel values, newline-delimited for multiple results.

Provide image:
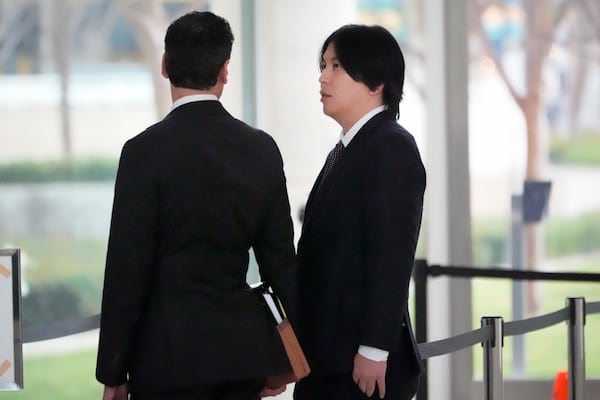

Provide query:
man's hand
left=260, top=384, right=287, bottom=397
left=102, top=383, right=128, bottom=400
left=352, top=352, right=387, bottom=399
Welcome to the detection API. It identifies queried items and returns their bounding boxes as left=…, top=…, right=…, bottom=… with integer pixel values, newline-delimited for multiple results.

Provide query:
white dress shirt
left=171, top=93, right=218, bottom=111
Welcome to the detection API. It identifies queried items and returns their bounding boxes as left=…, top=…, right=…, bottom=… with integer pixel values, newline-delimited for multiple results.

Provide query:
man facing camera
left=294, top=24, right=426, bottom=400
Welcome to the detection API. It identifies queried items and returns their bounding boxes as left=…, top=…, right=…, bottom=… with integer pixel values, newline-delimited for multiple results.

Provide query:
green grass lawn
left=1, top=349, right=102, bottom=399
left=550, top=132, right=600, bottom=165
left=3, top=236, right=106, bottom=321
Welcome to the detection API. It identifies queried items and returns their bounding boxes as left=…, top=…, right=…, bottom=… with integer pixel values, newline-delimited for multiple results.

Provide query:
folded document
left=250, top=282, right=285, bottom=324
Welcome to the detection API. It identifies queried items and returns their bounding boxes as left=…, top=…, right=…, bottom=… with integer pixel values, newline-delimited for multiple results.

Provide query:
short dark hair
left=320, top=24, right=405, bottom=119
left=164, top=11, right=234, bottom=90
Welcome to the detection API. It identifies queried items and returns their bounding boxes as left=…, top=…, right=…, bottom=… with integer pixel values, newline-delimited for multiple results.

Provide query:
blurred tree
left=471, top=0, right=600, bottom=313
left=578, top=0, right=600, bottom=42
left=562, top=0, right=600, bottom=135
left=112, top=0, right=171, bottom=117
left=44, top=0, right=104, bottom=162
left=48, top=0, right=74, bottom=161
left=1, top=0, right=209, bottom=159
left=0, top=1, right=38, bottom=73
left=112, top=0, right=208, bottom=118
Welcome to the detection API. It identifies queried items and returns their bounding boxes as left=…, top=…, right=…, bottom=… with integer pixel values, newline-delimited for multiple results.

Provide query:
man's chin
left=322, top=107, right=334, bottom=118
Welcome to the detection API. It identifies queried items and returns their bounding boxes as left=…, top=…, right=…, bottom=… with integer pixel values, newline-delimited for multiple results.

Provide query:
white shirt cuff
left=358, top=345, right=389, bottom=362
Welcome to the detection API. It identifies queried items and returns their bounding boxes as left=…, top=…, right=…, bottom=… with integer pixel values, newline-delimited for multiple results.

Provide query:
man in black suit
left=294, top=24, right=426, bottom=400
left=96, top=11, right=296, bottom=400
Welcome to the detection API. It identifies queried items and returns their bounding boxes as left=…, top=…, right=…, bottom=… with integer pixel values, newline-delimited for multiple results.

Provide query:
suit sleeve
left=252, top=141, right=297, bottom=322
left=96, top=139, right=159, bottom=386
left=360, top=133, right=425, bottom=350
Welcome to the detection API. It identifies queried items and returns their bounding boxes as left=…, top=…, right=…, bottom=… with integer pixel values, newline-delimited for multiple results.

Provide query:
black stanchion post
left=482, top=316, right=504, bottom=400
left=413, top=259, right=429, bottom=400
left=567, top=297, right=586, bottom=400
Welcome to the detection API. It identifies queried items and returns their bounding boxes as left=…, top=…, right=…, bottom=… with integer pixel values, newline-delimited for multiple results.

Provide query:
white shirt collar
left=340, top=105, right=386, bottom=147
left=171, top=94, right=218, bottom=111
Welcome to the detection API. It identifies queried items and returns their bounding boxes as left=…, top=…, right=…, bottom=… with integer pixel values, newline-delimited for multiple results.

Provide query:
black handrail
left=427, top=264, right=600, bottom=282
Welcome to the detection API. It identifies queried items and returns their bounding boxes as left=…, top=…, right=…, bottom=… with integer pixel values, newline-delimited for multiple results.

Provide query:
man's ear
left=218, top=60, right=230, bottom=85
left=370, top=83, right=384, bottom=96
left=161, top=53, right=168, bottom=79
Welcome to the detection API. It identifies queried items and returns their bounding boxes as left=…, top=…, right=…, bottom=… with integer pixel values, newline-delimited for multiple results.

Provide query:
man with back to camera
left=293, top=24, right=426, bottom=400
left=95, top=11, right=296, bottom=400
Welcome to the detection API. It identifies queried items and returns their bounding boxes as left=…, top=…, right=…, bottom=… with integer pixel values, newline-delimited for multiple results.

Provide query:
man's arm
left=360, top=132, right=425, bottom=349
left=96, top=139, right=159, bottom=386
left=353, top=132, right=425, bottom=398
left=252, top=145, right=297, bottom=320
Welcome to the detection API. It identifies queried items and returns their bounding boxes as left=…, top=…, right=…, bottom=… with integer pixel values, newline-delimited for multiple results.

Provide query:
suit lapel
left=301, top=113, right=389, bottom=236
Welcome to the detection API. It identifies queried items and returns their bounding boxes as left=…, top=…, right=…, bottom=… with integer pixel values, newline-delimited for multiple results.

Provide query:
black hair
left=320, top=24, right=405, bottom=119
left=164, top=11, right=234, bottom=90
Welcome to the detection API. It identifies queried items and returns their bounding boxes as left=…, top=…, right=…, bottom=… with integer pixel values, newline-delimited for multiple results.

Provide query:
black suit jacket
left=96, top=101, right=296, bottom=394
left=296, top=111, right=425, bottom=390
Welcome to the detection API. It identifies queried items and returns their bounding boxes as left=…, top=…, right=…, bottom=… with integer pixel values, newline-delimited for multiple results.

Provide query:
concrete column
left=253, top=0, right=356, bottom=241
left=424, top=0, right=473, bottom=400
left=211, top=1, right=243, bottom=119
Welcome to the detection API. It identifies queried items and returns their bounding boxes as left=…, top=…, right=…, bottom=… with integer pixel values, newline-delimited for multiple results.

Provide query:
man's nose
left=319, top=69, right=328, bottom=83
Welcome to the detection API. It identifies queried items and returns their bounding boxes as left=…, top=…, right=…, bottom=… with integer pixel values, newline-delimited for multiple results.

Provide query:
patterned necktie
left=320, top=141, right=344, bottom=186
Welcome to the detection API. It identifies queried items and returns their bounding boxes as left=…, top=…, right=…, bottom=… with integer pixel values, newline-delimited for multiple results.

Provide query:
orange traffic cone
left=552, top=370, right=568, bottom=400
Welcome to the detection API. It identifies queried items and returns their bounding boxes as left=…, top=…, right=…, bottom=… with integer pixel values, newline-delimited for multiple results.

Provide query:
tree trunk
left=474, top=0, right=590, bottom=316
left=523, top=94, right=543, bottom=314
left=52, top=0, right=72, bottom=162
left=113, top=0, right=170, bottom=118
left=522, top=0, right=553, bottom=314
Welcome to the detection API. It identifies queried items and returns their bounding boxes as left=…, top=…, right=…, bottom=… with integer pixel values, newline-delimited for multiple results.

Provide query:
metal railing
left=13, top=260, right=600, bottom=400
left=413, top=259, right=600, bottom=400
left=416, top=296, right=600, bottom=400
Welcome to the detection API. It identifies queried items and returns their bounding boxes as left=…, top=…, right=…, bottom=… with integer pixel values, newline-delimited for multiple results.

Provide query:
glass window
left=3, top=1, right=598, bottom=398
left=0, top=1, right=205, bottom=398
left=469, top=0, right=600, bottom=379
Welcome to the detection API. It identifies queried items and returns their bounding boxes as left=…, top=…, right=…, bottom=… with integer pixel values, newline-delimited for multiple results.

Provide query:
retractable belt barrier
left=22, top=314, right=100, bottom=344
left=21, top=303, right=600, bottom=356
left=16, top=260, right=600, bottom=400
left=417, top=302, right=600, bottom=360
left=19, top=300, right=600, bottom=400
left=412, top=260, right=600, bottom=400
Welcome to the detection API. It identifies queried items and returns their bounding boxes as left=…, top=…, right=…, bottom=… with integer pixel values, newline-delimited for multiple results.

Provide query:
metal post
left=414, top=259, right=429, bottom=400
left=567, top=297, right=586, bottom=400
left=511, top=194, right=526, bottom=376
left=482, top=317, right=504, bottom=400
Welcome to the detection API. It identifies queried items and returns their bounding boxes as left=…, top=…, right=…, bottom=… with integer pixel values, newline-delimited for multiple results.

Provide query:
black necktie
left=320, top=141, right=344, bottom=186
